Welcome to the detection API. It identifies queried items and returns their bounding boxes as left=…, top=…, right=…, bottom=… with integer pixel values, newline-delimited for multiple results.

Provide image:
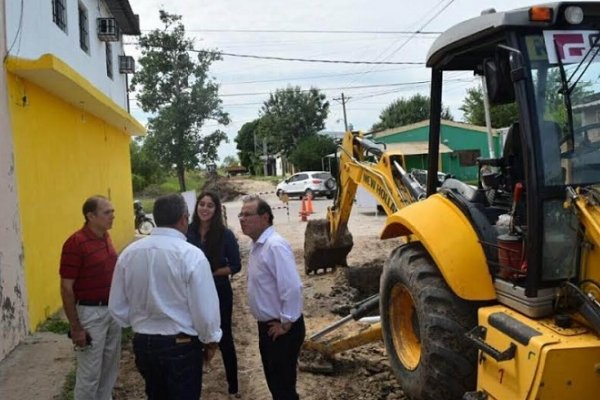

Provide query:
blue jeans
left=132, top=333, right=204, bottom=400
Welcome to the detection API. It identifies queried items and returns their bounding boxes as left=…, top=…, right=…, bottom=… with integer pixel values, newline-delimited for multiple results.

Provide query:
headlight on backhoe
left=565, top=6, right=584, bottom=24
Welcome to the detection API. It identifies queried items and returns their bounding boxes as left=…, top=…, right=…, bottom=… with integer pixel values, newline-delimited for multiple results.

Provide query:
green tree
left=131, top=10, right=229, bottom=191
left=130, top=139, right=165, bottom=192
left=235, top=119, right=261, bottom=173
left=288, top=134, right=337, bottom=171
left=221, top=155, right=239, bottom=167
left=371, top=93, right=453, bottom=132
left=259, top=86, right=329, bottom=156
left=459, top=86, right=519, bottom=128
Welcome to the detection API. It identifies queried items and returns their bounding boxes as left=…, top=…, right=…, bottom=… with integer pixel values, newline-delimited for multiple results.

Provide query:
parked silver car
left=276, top=171, right=337, bottom=199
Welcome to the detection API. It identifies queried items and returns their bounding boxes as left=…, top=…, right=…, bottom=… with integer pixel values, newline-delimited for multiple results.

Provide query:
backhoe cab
left=305, top=3, right=600, bottom=400
left=379, top=3, right=600, bottom=399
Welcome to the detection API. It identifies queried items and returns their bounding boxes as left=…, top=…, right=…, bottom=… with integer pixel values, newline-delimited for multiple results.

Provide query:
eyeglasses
left=237, top=212, right=259, bottom=219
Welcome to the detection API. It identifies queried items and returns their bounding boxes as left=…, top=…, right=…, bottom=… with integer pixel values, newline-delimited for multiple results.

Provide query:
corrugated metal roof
left=373, top=119, right=498, bottom=138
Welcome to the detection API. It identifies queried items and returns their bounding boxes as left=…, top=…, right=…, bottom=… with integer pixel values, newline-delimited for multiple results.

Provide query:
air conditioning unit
left=119, top=56, right=135, bottom=74
left=97, top=18, right=119, bottom=41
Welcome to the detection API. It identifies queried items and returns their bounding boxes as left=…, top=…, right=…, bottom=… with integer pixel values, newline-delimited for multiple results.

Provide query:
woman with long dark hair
left=187, top=191, right=241, bottom=397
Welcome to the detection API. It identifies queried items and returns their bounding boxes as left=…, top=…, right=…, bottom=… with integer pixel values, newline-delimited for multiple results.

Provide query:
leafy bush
left=132, top=174, right=147, bottom=193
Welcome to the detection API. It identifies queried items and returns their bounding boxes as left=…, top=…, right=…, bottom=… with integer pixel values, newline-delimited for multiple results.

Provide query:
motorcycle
left=134, top=200, right=155, bottom=235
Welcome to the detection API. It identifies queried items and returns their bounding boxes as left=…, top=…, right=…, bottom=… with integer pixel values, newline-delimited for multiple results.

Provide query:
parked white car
left=276, top=171, right=337, bottom=199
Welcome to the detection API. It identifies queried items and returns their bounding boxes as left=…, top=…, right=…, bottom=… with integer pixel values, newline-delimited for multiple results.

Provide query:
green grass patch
left=134, top=171, right=208, bottom=213
left=39, top=313, right=70, bottom=334
left=121, top=327, right=134, bottom=345
left=58, top=367, right=76, bottom=400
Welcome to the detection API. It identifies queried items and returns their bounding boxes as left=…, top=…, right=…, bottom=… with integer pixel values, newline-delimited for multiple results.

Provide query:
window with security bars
left=78, top=4, right=89, bottom=52
left=106, top=43, right=113, bottom=79
left=52, top=0, right=67, bottom=32
left=457, top=149, right=481, bottom=166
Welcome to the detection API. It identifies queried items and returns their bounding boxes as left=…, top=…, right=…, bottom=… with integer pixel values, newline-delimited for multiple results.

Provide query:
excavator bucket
left=304, top=219, right=353, bottom=274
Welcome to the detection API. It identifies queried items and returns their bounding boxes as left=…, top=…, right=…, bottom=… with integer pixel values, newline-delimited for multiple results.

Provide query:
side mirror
left=483, top=52, right=515, bottom=105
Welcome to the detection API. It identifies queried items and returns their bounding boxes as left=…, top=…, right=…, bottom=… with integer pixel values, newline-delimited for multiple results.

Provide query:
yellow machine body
left=381, top=193, right=496, bottom=301
left=474, top=305, right=600, bottom=399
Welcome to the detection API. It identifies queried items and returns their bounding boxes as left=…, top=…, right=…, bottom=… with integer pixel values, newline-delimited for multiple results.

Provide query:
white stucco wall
left=5, top=0, right=131, bottom=109
left=0, top=0, right=29, bottom=360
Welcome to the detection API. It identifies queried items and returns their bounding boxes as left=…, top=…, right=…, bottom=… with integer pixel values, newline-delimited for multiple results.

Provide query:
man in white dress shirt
left=109, top=194, right=222, bottom=400
left=239, top=195, right=305, bottom=400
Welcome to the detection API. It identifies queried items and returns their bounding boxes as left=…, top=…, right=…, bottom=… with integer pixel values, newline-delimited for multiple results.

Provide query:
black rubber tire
left=380, top=243, right=478, bottom=400
left=137, top=219, right=155, bottom=235
left=276, top=189, right=283, bottom=198
left=325, top=178, right=337, bottom=190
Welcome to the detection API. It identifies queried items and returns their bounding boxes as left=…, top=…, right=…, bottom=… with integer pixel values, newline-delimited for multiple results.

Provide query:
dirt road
left=115, top=177, right=407, bottom=399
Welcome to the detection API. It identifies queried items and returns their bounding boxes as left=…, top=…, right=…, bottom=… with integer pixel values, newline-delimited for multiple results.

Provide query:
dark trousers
left=216, top=281, right=238, bottom=394
left=132, top=333, right=204, bottom=400
left=258, top=315, right=305, bottom=400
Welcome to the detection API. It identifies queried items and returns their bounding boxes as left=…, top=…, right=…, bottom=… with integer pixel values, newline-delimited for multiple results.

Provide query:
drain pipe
left=481, top=76, right=496, bottom=159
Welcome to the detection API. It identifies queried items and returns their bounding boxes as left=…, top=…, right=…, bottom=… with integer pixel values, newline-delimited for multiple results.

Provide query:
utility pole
left=262, top=136, right=268, bottom=176
left=334, top=93, right=350, bottom=131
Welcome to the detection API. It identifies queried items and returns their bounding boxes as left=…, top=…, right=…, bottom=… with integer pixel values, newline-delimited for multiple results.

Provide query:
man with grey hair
left=60, top=195, right=121, bottom=400
left=239, top=195, right=304, bottom=400
left=109, top=194, right=222, bottom=399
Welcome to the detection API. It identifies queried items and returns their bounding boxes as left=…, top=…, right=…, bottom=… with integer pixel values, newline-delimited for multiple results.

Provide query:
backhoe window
left=526, top=33, right=600, bottom=187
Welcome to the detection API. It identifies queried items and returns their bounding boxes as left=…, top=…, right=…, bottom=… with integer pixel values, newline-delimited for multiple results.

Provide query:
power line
left=140, top=28, right=442, bottom=35
left=218, top=81, right=433, bottom=98
left=220, top=67, right=418, bottom=86
left=342, top=0, right=452, bottom=88
left=193, top=49, right=423, bottom=65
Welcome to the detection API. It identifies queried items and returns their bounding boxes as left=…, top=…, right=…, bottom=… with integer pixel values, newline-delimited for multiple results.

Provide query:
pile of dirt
left=325, top=256, right=387, bottom=317
left=201, top=175, right=246, bottom=202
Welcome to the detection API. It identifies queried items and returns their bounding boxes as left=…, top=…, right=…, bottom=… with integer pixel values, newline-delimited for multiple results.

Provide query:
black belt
left=77, top=299, right=109, bottom=306
left=258, top=315, right=304, bottom=327
left=134, top=332, right=199, bottom=344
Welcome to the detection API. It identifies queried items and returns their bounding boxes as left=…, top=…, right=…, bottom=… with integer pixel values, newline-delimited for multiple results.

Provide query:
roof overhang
left=385, top=141, right=453, bottom=155
left=105, top=0, right=141, bottom=35
left=324, top=141, right=452, bottom=158
left=6, top=54, right=145, bottom=136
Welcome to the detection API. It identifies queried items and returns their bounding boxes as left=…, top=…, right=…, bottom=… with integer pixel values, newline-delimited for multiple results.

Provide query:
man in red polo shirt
left=60, top=195, right=121, bottom=400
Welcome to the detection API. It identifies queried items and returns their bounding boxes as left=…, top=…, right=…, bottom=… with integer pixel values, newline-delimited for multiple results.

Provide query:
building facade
left=1, top=0, right=143, bottom=360
left=374, top=120, right=502, bottom=182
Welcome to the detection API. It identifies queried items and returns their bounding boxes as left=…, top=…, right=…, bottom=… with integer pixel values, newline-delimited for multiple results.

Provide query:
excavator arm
left=304, top=131, right=424, bottom=273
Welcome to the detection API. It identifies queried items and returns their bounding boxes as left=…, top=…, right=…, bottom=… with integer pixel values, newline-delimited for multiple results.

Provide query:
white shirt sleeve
left=186, top=249, right=222, bottom=344
left=268, top=241, right=303, bottom=324
left=108, top=254, right=131, bottom=327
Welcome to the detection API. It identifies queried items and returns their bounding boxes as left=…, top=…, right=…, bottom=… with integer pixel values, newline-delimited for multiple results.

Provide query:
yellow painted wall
left=7, top=72, right=136, bottom=329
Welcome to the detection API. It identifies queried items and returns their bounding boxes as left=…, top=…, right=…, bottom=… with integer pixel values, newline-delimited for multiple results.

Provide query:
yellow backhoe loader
left=304, top=3, right=600, bottom=399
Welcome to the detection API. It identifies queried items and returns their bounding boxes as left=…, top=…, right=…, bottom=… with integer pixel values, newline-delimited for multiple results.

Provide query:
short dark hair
left=243, top=195, right=274, bottom=225
left=153, top=194, right=188, bottom=227
left=82, top=195, right=108, bottom=222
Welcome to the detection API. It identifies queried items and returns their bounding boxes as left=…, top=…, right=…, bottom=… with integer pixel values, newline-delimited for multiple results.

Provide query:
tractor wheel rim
left=390, top=283, right=421, bottom=370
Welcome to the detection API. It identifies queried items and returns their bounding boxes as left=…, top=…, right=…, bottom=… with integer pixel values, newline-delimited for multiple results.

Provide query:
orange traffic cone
left=299, top=197, right=308, bottom=222
left=305, top=193, right=314, bottom=214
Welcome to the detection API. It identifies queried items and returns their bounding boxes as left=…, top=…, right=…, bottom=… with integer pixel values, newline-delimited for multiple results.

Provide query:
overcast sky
left=126, top=0, right=553, bottom=162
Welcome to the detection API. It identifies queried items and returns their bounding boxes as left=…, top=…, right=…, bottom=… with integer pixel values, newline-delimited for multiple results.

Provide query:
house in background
left=0, top=0, right=144, bottom=360
left=373, top=120, right=502, bottom=182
